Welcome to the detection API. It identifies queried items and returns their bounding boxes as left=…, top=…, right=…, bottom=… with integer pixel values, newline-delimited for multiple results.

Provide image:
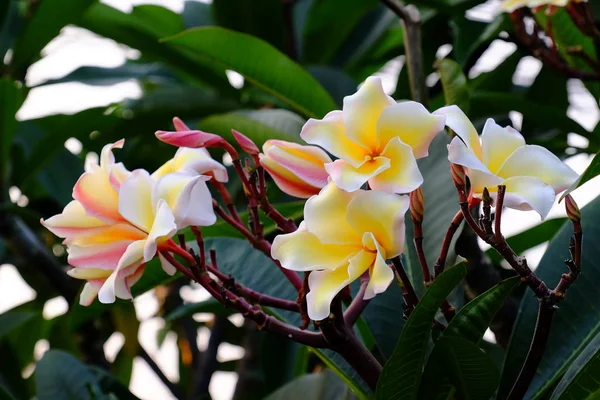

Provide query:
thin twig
left=433, top=211, right=464, bottom=278
left=494, top=186, right=505, bottom=240
left=139, top=347, right=184, bottom=400
left=391, top=256, right=419, bottom=317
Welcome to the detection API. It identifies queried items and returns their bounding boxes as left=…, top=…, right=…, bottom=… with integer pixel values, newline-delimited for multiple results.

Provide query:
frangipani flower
left=272, top=182, right=408, bottom=320
left=152, top=147, right=228, bottom=183
left=259, top=140, right=332, bottom=198
left=42, top=139, right=219, bottom=305
left=501, top=0, right=586, bottom=12
left=301, top=76, right=445, bottom=194
left=435, top=105, right=578, bottom=219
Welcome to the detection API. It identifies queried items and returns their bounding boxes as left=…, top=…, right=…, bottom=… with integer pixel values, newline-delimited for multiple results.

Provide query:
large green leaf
left=36, top=350, right=101, bottom=400
left=486, top=218, right=567, bottom=264
left=10, top=0, right=95, bottom=70
left=551, top=333, right=600, bottom=399
left=445, top=276, right=521, bottom=343
left=161, top=27, right=337, bottom=118
left=0, top=77, right=22, bottom=173
left=560, top=151, right=600, bottom=201
left=499, top=194, right=600, bottom=399
left=0, top=384, right=16, bottom=400
left=450, top=14, right=508, bottom=67
left=0, top=311, right=36, bottom=339
left=376, top=263, right=467, bottom=400
left=265, top=370, right=357, bottom=400
left=420, top=337, right=500, bottom=400
left=437, top=58, right=470, bottom=114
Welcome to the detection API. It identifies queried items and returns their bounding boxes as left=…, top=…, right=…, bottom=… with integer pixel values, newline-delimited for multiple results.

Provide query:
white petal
left=144, top=200, right=177, bottom=262
left=368, top=137, right=423, bottom=194
left=325, top=158, right=390, bottom=192
left=497, top=176, right=556, bottom=220
left=481, top=119, right=525, bottom=174
left=159, top=253, right=177, bottom=276
left=435, top=105, right=482, bottom=160
left=119, top=169, right=155, bottom=232
left=97, top=240, right=145, bottom=303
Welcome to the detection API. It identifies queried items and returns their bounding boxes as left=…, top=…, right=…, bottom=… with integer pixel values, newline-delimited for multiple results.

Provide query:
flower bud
left=565, top=194, right=581, bottom=222
left=450, top=163, right=466, bottom=188
left=409, top=187, right=424, bottom=223
left=172, top=116, right=191, bottom=132
left=232, top=129, right=260, bottom=156
left=259, top=140, right=332, bottom=199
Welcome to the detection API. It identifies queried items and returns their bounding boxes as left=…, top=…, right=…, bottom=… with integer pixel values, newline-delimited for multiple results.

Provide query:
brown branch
left=343, top=278, right=371, bottom=327
left=391, top=256, right=419, bottom=317
left=433, top=211, right=464, bottom=278
left=139, top=347, right=184, bottom=400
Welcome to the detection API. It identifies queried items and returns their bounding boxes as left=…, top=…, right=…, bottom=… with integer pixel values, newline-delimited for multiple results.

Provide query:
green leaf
left=89, top=366, right=139, bottom=400
left=445, top=276, right=521, bottom=343
left=451, top=15, right=508, bottom=67
left=0, top=384, right=16, bottom=400
left=551, top=333, right=600, bottom=399
left=166, top=298, right=235, bottom=320
left=161, top=27, right=337, bottom=118
left=0, top=77, right=22, bottom=173
left=36, top=350, right=101, bottom=400
left=301, top=0, right=379, bottom=64
left=420, top=337, right=500, bottom=400
left=486, top=218, right=567, bottom=264
left=560, top=151, right=600, bottom=201
left=265, top=370, right=357, bottom=400
left=376, top=263, right=467, bottom=400
left=10, top=0, right=95, bottom=70
left=437, top=58, right=470, bottom=114
left=404, top=133, right=460, bottom=297
left=499, top=194, right=600, bottom=399
left=0, top=311, right=36, bottom=339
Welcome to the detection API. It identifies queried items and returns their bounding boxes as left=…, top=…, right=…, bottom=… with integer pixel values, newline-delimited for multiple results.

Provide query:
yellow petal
left=67, top=267, right=113, bottom=280
left=481, top=119, right=525, bottom=174
left=343, top=77, right=394, bottom=151
left=144, top=199, right=177, bottom=262
left=272, top=223, right=361, bottom=271
left=376, top=101, right=445, bottom=158
left=363, top=234, right=394, bottom=299
left=434, top=105, right=483, bottom=160
left=303, top=182, right=362, bottom=245
left=301, top=110, right=369, bottom=167
left=100, top=139, right=124, bottom=171
left=152, top=147, right=228, bottom=182
left=325, top=157, right=390, bottom=192
left=346, top=190, right=408, bottom=257
left=73, top=166, right=122, bottom=223
left=368, top=137, right=423, bottom=194
left=41, top=200, right=106, bottom=238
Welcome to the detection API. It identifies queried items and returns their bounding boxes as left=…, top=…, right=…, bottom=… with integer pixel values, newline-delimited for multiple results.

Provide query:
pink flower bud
left=565, top=194, right=581, bottom=222
left=172, top=117, right=191, bottom=132
left=409, top=187, right=424, bottom=223
left=232, top=129, right=260, bottom=156
left=155, top=129, right=225, bottom=148
left=259, top=140, right=332, bottom=199
left=451, top=163, right=466, bottom=188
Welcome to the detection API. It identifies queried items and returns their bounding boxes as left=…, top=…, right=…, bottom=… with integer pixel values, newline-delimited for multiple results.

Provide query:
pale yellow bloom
left=435, top=105, right=578, bottom=219
left=271, top=182, right=408, bottom=320
left=300, top=77, right=445, bottom=194
left=501, top=0, right=587, bottom=12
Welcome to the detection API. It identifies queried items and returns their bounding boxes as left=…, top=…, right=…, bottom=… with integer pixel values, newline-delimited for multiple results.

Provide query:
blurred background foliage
left=1, top=0, right=600, bottom=399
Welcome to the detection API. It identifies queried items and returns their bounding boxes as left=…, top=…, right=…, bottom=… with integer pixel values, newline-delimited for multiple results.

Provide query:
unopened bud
left=232, top=130, right=260, bottom=156
left=172, top=116, right=191, bottom=132
left=482, top=187, right=493, bottom=205
left=450, top=163, right=466, bottom=187
left=409, top=187, right=424, bottom=223
left=565, top=194, right=581, bottom=222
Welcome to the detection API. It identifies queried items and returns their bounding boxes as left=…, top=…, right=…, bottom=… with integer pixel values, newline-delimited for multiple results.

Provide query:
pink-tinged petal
left=376, top=101, right=445, bottom=159
left=343, top=76, right=394, bottom=151
left=362, top=234, right=394, bottom=299
left=492, top=176, right=556, bottom=220
left=481, top=119, right=525, bottom=174
left=144, top=200, right=177, bottom=262
left=325, top=158, right=390, bottom=192
left=303, top=181, right=362, bottom=245
left=156, top=129, right=224, bottom=148
left=306, top=248, right=374, bottom=321
left=67, top=223, right=146, bottom=247
left=97, top=240, right=146, bottom=303
left=152, top=147, right=228, bottom=183
left=67, top=240, right=132, bottom=269
left=108, top=162, right=131, bottom=190
left=154, top=172, right=215, bottom=227
left=435, top=105, right=483, bottom=160
left=173, top=117, right=190, bottom=132
left=300, top=110, right=369, bottom=167
left=232, top=130, right=260, bottom=155
left=272, top=222, right=362, bottom=271
left=346, top=190, right=408, bottom=257
left=496, top=145, right=579, bottom=192
left=119, top=170, right=155, bottom=233
left=79, top=282, right=101, bottom=306
left=41, top=200, right=106, bottom=238
left=100, top=139, right=124, bottom=170
left=159, top=253, right=177, bottom=276
left=73, top=165, right=123, bottom=223
left=368, top=137, right=423, bottom=194
left=125, top=264, right=145, bottom=292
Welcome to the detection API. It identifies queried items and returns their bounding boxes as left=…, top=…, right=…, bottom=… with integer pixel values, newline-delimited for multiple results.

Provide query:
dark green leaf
left=445, top=276, right=521, bottom=343
left=0, top=77, right=22, bottom=172
left=437, top=58, right=470, bottom=113
left=0, top=384, right=16, bottom=400
left=376, top=263, right=467, bottom=400
left=486, top=218, right=567, bottom=264
left=451, top=14, right=508, bottom=67
left=36, top=350, right=101, bottom=400
left=0, top=311, right=35, bottom=339
left=551, top=333, right=600, bottom=399
left=161, top=27, right=337, bottom=118
left=560, top=151, right=600, bottom=201
left=89, top=366, right=139, bottom=400
left=420, top=337, right=500, bottom=400
left=307, top=66, right=357, bottom=107
left=11, top=0, right=95, bottom=70
left=499, top=194, right=600, bottom=399
left=265, top=370, right=357, bottom=400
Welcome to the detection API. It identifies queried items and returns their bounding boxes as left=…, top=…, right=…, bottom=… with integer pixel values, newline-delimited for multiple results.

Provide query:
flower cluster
left=42, top=76, right=578, bottom=322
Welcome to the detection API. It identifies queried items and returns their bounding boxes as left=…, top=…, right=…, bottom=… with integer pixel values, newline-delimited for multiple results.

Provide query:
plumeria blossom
left=152, top=147, right=228, bottom=182
left=42, top=139, right=219, bottom=305
left=259, top=139, right=332, bottom=198
left=300, top=76, right=445, bottom=194
left=272, top=182, right=408, bottom=320
left=435, top=105, right=579, bottom=219
left=501, top=0, right=586, bottom=12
